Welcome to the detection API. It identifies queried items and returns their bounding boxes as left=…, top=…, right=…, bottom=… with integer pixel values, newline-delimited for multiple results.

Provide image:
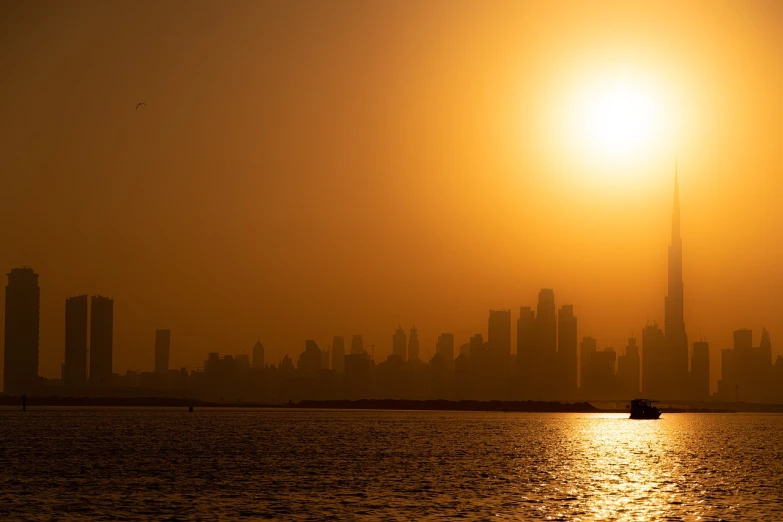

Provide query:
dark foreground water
left=2, top=409, right=783, bottom=520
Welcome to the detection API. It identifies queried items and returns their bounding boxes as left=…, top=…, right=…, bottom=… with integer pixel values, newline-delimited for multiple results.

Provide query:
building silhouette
left=488, top=310, right=511, bottom=360
left=3, top=267, right=40, bottom=395
left=642, top=322, right=665, bottom=397
left=435, top=333, right=455, bottom=370
left=408, top=326, right=420, bottom=362
left=718, top=328, right=775, bottom=403
left=617, top=337, right=640, bottom=398
left=298, top=340, right=322, bottom=378
left=393, top=327, right=406, bottom=361
left=350, top=335, right=364, bottom=355
left=557, top=305, right=577, bottom=397
left=516, top=306, right=535, bottom=396
left=154, top=329, right=171, bottom=374
left=89, top=295, right=114, bottom=386
left=332, top=336, right=345, bottom=374
left=253, top=340, right=265, bottom=368
left=63, top=295, right=88, bottom=388
left=663, top=165, right=689, bottom=399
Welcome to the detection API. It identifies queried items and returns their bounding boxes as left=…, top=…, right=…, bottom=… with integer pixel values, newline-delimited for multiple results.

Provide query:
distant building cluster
left=4, top=170, right=783, bottom=404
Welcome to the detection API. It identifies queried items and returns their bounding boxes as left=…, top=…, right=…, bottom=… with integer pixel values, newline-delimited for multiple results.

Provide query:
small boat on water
left=629, top=398, right=661, bottom=419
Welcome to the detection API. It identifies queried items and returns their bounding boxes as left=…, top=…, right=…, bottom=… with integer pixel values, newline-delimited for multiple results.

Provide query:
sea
left=1, top=408, right=782, bottom=520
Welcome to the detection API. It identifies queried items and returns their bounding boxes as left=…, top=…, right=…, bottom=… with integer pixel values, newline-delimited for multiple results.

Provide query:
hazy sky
left=2, top=1, right=783, bottom=390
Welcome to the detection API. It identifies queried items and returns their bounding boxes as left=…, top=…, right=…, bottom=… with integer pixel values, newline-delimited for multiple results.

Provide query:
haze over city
left=3, top=0, right=783, bottom=394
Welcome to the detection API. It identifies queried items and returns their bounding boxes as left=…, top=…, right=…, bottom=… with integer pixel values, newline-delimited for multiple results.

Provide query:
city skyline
left=3, top=169, right=781, bottom=401
left=3, top=2, right=783, bottom=394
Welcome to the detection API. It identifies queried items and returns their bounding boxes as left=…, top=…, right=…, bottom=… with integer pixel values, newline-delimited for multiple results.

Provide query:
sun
left=579, top=79, right=663, bottom=157
left=555, top=67, right=678, bottom=177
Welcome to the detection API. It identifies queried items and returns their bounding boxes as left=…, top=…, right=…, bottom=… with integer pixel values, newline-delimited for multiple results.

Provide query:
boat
left=629, top=398, right=661, bottom=419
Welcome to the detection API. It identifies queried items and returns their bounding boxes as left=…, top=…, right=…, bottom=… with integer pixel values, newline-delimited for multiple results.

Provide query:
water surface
left=2, top=408, right=782, bottom=520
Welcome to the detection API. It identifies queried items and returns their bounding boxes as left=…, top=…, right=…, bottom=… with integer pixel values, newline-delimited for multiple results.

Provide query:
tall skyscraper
left=642, top=322, right=665, bottom=397
left=488, top=310, right=511, bottom=360
left=154, top=329, right=171, bottom=374
left=617, top=337, right=640, bottom=398
left=3, top=268, right=40, bottom=395
left=664, top=163, right=689, bottom=397
left=253, top=340, right=265, bottom=368
left=393, top=326, right=407, bottom=360
left=691, top=341, right=710, bottom=400
left=332, top=336, right=345, bottom=374
left=408, top=326, right=420, bottom=362
left=351, top=335, right=364, bottom=355
left=64, top=295, right=88, bottom=387
left=733, top=329, right=752, bottom=350
left=89, top=295, right=114, bottom=386
left=516, top=306, right=535, bottom=375
left=436, top=333, right=455, bottom=369
left=557, top=305, right=577, bottom=393
left=535, top=289, right=557, bottom=354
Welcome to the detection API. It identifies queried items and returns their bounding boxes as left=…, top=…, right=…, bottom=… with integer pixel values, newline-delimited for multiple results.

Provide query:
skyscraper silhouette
left=664, top=163, right=689, bottom=398
left=351, top=335, right=364, bottom=355
left=557, top=305, right=577, bottom=396
left=332, top=336, right=345, bottom=374
left=253, top=340, right=265, bottom=368
left=154, top=329, right=171, bottom=374
left=435, top=333, right=455, bottom=370
left=408, top=326, right=420, bottom=362
left=642, top=322, right=665, bottom=397
left=516, top=306, right=535, bottom=396
left=618, top=337, right=640, bottom=397
left=534, top=289, right=557, bottom=396
left=393, top=326, right=407, bottom=360
left=3, top=268, right=40, bottom=395
left=64, top=295, right=88, bottom=387
left=488, top=310, right=511, bottom=360
left=89, top=295, right=114, bottom=386
left=536, top=289, right=557, bottom=355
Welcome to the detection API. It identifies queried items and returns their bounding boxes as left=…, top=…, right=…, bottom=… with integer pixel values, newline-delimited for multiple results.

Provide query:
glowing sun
left=562, top=69, right=677, bottom=171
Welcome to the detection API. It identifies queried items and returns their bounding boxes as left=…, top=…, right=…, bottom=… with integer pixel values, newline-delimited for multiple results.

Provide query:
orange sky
left=2, top=1, right=783, bottom=391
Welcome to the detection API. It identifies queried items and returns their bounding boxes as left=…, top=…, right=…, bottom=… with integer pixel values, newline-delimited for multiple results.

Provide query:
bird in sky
left=135, top=102, right=147, bottom=110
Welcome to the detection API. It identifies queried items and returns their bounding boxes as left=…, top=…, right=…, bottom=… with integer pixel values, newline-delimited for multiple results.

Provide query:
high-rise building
left=3, top=268, right=40, bottom=395
left=332, top=336, right=345, bottom=374
left=733, top=329, right=752, bottom=351
left=351, top=335, right=364, bottom=355
left=393, top=327, right=407, bottom=360
left=488, top=310, right=511, bottom=361
left=557, top=305, right=577, bottom=393
left=664, top=163, right=689, bottom=398
left=535, top=289, right=557, bottom=354
left=617, top=337, right=640, bottom=398
left=469, top=334, right=485, bottom=359
left=63, top=295, right=88, bottom=388
left=154, top=329, right=171, bottom=374
left=298, top=340, right=322, bottom=377
left=408, top=326, right=420, bottom=362
left=691, top=341, right=710, bottom=400
left=642, top=322, right=665, bottom=397
left=89, top=295, right=114, bottom=386
left=253, top=340, right=265, bottom=368
left=435, top=333, right=455, bottom=369
left=516, top=306, right=535, bottom=388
